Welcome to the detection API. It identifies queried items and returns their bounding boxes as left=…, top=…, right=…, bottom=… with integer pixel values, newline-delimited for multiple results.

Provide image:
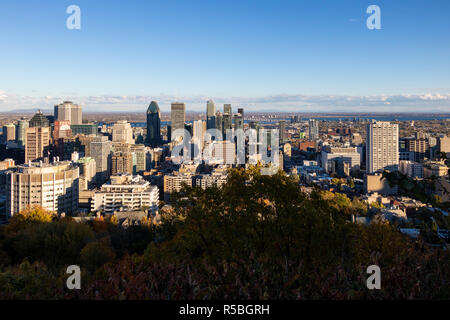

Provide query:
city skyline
left=1, top=0, right=449, bottom=112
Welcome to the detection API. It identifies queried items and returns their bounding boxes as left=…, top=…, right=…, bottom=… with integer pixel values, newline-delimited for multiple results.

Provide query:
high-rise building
left=237, top=108, right=244, bottom=119
left=366, top=121, right=399, bottom=173
left=308, top=119, right=319, bottom=141
left=29, top=110, right=49, bottom=128
left=5, top=161, right=79, bottom=217
left=206, top=100, right=216, bottom=130
left=130, top=144, right=148, bottom=173
left=234, top=113, right=244, bottom=132
left=25, top=127, right=50, bottom=163
left=54, top=101, right=82, bottom=125
left=2, top=124, right=16, bottom=143
left=146, top=101, right=162, bottom=147
left=321, top=146, right=361, bottom=174
left=112, top=120, right=134, bottom=145
left=406, top=138, right=430, bottom=163
left=171, top=103, right=186, bottom=139
left=279, top=120, right=287, bottom=143
left=111, top=151, right=134, bottom=175
left=90, top=136, right=112, bottom=185
left=16, top=118, right=29, bottom=146
left=224, top=104, right=232, bottom=115
left=192, top=120, right=206, bottom=150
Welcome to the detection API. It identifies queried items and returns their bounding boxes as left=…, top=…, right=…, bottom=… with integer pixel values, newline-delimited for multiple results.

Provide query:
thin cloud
left=0, top=90, right=449, bottom=113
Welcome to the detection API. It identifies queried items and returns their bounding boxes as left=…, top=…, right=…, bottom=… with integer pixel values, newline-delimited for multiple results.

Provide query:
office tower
left=206, top=100, right=216, bottom=130
left=25, top=127, right=50, bottom=163
left=71, top=124, right=98, bottom=136
left=238, top=108, right=244, bottom=119
left=2, top=124, right=16, bottom=143
left=111, top=151, right=134, bottom=175
left=29, top=110, right=50, bottom=128
left=366, top=121, right=399, bottom=173
left=130, top=144, right=148, bottom=173
left=112, top=120, right=134, bottom=145
left=92, top=175, right=159, bottom=215
left=171, top=103, right=186, bottom=139
left=308, top=119, right=319, bottom=141
left=54, top=101, right=82, bottom=125
left=192, top=120, right=206, bottom=150
left=234, top=113, right=244, bottom=131
left=16, top=118, right=29, bottom=146
left=224, top=104, right=232, bottom=115
left=215, top=113, right=223, bottom=135
left=279, top=120, right=287, bottom=143
left=90, top=136, right=112, bottom=185
left=146, top=101, right=162, bottom=147
left=6, top=161, right=79, bottom=217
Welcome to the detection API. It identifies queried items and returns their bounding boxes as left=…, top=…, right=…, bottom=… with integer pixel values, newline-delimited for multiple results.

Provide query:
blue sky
left=0, top=0, right=449, bottom=112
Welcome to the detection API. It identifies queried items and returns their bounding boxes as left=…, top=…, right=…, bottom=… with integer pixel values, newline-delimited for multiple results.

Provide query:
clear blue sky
left=0, top=0, right=449, bottom=112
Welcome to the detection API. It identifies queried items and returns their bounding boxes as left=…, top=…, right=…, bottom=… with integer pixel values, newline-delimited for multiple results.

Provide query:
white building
left=112, top=120, right=134, bottom=145
left=321, top=146, right=361, bottom=173
left=366, top=121, right=399, bottom=173
left=54, top=101, right=82, bottom=125
left=91, top=175, right=159, bottom=216
left=6, top=161, right=79, bottom=217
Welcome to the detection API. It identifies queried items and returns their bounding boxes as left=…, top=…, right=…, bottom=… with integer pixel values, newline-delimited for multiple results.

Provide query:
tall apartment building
left=5, top=161, right=79, bottom=217
left=90, top=136, right=112, bottom=185
left=111, top=151, right=134, bottom=175
left=54, top=101, right=82, bottom=125
left=112, top=120, right=134, bottom=145
left=308, top=119, right=319, bottom=141
left=2, top=124, right=16, bottom=143
left=366, top=121, right=399, bottom=174
left=91, top=175, right=159, bottom=215
left=171, top=103, right=186, bottom=139
left=406, top=138, right=429, bottom=163
left=25, top=127, right=50, bottom=163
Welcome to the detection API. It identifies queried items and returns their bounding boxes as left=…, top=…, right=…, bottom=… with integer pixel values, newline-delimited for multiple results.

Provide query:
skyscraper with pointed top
left=146, top=101, right=162, bottom=147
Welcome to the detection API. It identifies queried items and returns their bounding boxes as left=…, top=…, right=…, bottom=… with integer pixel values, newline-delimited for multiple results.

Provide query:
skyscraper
left=206, top=100, right=216, bottom=130
left=54, top=101, right=82, bottom=125
left=90, top=136, right=112, bottom=185
left=2, top=124, right=16, bottom=143
left=146, top=101, right=162, bottom=147
left=29, top=110, right=49, bottom=128
left=112, top=120, right=134, bottom=145
left=366, top=121, right=399, bottom=173
left=222, top=104, right=232, bottom=139
left=25, top=127, right=50, bottom=163
left=16, top=118, right=29, bottom=146
left=171, top=103, right=186, bottom=140
left=279, top=120, right=287, bottom=143
left=308, top=119, right=319, bottom=141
